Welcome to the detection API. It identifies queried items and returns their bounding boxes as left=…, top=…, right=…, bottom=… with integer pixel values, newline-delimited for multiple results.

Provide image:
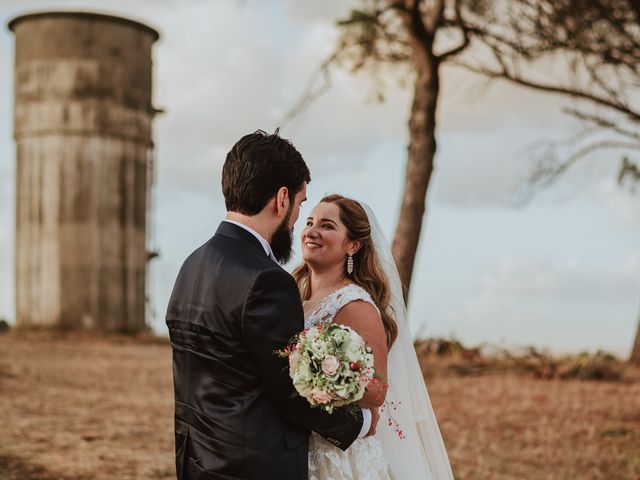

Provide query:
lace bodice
left=304, top=283, right=380, bottom=329
left=304, top=284, right=391, bottom=480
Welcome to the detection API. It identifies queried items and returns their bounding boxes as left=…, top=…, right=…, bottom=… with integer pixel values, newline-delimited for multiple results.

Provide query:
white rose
left=321, top=355, right=340, bottom=376
left=289, top=350, right=302, bottom=370
left=347, top=327, right=365, bottom=347
left=293, top=361, right=311, bottom=383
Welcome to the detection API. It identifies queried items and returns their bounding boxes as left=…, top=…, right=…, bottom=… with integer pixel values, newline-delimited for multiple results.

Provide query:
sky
left=0, top=0, right=638, bottom=356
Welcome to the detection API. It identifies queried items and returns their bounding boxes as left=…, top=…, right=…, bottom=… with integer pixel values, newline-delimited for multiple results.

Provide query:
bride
left=292, top=194, right=454, bottom=480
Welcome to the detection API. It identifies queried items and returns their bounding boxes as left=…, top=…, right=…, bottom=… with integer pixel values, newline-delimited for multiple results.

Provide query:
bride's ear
left=348, top=240, right=362, bottom=256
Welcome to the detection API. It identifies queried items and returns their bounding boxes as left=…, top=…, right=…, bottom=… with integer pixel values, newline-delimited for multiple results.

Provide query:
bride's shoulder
left=335, top=284, right=380, bottom=315
left=332, top=285, right=383, bottom=336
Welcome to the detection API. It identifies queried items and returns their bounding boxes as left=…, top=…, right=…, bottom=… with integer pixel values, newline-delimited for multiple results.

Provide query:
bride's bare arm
left=332, top=300, right=389, bottom=408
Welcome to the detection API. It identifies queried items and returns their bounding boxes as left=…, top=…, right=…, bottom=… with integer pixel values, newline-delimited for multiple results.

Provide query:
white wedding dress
left=304, top=283, right=394, bottom=480
left=302, top=203, right=454, bottom=480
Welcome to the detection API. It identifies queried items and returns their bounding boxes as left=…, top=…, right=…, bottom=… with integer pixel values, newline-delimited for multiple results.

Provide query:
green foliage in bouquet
left=277, top=321, right=375, bottom=414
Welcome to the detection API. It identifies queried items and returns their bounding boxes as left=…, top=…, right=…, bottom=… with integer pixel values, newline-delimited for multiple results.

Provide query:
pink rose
left=321, top=355, right=340, bottom=376
left=311, top=389, right=333, bottom=404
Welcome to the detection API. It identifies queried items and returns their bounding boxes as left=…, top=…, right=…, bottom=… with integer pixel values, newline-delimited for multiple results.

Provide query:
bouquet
left=277, top=321, right=375, bottom=413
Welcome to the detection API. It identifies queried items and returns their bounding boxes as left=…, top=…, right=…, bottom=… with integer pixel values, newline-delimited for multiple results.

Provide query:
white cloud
left=430, top=128, right=532, bottom=206
left=439, top=64, right=572, bottom=134
left=284, top=0, right=357, bottom=24
left=597, top=177, right=640, bottom=228
left=0, top=0, right=637, bottom=355
left=448, top=254, right=640, bottom=355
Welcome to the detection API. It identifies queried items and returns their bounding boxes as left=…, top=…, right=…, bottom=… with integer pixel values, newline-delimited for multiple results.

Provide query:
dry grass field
left=1, top=332, right=639, bottom=480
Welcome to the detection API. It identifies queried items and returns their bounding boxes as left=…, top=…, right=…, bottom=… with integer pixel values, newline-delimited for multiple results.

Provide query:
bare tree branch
left=400, top=0, right=435, bottom=61
left=280, top=53, right=337, bottom=128
left=618, top=156, right=640, bottom=188
left=461, top=63, right=640, bottom=122
left=530, top=139, right=640, bottom=188
left=438, top=0, right=471, bottom=60
left=425, top=0, right=446, bottom=34
left=563, top=108, right=640, bottom=143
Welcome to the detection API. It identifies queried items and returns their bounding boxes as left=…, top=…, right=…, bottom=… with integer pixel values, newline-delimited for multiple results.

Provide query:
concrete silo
left=9, top=12, right=160, bottom=331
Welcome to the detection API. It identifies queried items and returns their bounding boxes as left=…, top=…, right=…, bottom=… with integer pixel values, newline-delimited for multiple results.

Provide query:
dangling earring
left=347, top=254, right=354, bottom=275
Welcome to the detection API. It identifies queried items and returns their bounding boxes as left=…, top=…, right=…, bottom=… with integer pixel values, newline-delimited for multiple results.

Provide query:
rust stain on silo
left=10, top=11, right=160, bottom=331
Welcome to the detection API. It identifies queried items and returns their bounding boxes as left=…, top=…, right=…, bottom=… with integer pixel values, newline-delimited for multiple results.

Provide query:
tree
left=462, top=0, right=640, bottom=190
left=286, top=0, right=489, bottom=300
left=632, top=304, right=640, bottom=366
left=285, top=0, right=640, bottom=360
left=462, top=0, right=640, bottom=363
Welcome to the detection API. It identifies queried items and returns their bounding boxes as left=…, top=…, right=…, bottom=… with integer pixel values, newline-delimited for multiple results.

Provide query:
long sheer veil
left=362, top=203, right=454, bottom=480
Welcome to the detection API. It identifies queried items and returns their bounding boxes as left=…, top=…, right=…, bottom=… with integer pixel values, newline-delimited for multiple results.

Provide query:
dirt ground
left=1, top=332, right=639, bottom=480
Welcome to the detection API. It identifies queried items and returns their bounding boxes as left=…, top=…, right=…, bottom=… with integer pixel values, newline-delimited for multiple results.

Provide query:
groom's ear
left=274, top=186, right=290, bottom=217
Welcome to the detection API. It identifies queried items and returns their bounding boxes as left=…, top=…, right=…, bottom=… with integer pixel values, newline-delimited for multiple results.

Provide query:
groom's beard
left=270, top=208, right=294, bottom=264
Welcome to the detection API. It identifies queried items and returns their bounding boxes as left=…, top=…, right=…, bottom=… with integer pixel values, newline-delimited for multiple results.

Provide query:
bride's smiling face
left=301, top=202, right=358, bottom=269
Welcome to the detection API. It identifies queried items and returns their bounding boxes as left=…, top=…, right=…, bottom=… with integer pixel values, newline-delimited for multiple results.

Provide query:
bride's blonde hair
left=292, top=194, right=398, bottom=348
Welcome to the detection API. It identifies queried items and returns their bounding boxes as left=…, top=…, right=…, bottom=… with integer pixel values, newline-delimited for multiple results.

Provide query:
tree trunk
left=391, top=57, right=439, bottom=300
left=630, top=303, right=640, bottom=365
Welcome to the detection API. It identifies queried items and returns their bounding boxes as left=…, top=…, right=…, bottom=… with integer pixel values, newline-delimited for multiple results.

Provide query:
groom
left=166, top=130, right=376, bottom=480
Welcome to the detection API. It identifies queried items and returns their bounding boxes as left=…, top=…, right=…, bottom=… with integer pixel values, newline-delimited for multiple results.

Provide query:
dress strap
left=328, top=284, right=380, bottom=317
left=305, top=283, right=381, bottom=328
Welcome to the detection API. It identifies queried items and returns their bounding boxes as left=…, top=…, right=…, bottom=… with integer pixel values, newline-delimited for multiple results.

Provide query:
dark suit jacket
left=166, top=221, right=364, bottom=480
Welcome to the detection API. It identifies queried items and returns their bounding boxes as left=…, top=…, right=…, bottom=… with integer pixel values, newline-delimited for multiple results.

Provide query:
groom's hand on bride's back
left=366, top=407, right=380, bottom=437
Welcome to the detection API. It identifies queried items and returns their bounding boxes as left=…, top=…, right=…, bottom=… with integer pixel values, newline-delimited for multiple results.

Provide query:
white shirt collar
left=223, top=219, right=276, bottom=259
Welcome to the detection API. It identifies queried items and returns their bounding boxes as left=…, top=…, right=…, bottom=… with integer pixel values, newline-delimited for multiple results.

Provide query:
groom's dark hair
left=222, top=129, right=311, bottom=215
